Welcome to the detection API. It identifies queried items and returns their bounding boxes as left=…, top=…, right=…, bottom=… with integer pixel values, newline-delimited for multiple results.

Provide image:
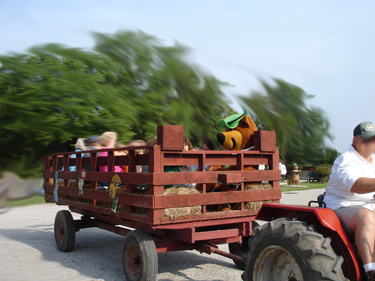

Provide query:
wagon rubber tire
left=54, top=210, right=76, bottom=252
left=229, top=221, right=260, bottom=270
left=241, top=218, right=349, bottom=281
left=122, top=229, right=158, bottom=281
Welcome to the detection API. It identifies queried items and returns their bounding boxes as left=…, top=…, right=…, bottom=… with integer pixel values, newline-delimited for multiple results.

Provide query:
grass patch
left=6, top=195, right=46, bottom=207
left=281, top=181, right=327, bottom=192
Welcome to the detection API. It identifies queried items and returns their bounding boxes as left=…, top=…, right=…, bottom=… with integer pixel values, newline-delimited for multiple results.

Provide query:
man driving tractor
left=324, top=122, right=375, bottom=280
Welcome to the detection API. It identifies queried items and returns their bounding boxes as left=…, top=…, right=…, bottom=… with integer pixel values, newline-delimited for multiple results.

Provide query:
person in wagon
left=69, top=138, right=86, bottom=172
left=79, top=136, right=101, bottom=171
left=98, top=132, right=124, bottom=173
left=85, top=136, right=101, bottom=152
left=127, top=139, right=146, bottom=173
left=324, top=122, right=375, bottom=280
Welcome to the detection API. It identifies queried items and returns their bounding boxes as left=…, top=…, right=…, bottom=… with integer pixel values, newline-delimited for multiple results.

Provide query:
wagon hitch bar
left=198, top=243, right=244, bottom=264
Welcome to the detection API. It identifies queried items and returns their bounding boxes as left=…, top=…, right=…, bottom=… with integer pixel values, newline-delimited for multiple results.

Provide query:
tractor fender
left=255, top=203, right=361, bottom=281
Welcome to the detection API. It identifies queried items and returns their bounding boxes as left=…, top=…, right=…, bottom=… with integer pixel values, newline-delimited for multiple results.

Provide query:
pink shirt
left=99, top=148, right=124, bottom=173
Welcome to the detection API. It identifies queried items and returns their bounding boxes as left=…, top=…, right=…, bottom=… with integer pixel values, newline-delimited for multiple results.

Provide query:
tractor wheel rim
left=126, top=243, right=141, bottom=278
left=254, top=245, right=304, bottom=281
left=56, top=220, right=64, bottom=244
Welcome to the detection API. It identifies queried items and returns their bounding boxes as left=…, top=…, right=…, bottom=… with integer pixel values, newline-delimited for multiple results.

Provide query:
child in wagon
left=98, top=131, right=125, bottom=175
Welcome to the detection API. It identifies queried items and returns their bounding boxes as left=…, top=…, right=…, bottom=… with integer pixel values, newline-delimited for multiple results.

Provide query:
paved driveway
left=0, top=188, right=324, bottom=281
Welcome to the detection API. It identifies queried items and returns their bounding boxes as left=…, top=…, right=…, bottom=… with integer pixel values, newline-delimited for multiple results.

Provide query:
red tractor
left=241, top=197, right=363, bottom=281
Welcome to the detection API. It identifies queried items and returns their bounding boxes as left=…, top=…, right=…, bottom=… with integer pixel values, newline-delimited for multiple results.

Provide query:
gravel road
left=0, top=188, right=324, bottom=281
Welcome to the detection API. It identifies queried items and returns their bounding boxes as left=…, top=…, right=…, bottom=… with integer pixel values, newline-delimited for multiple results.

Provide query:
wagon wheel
left=241, top=218, right=349, bottom=281
left=229, top=221, right=260, bottom=270
left=54, top=210, right=76, bottom=252
left=122, top=230, right=158, bottom=281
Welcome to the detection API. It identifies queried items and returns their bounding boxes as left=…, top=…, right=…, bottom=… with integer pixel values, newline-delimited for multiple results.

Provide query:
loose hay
left=114, top=185, right=129, bottom=213
left=163, top=187, right=202, bottom=220
left=244, top=183, right=273, bottom=211
left=118, top=204, right=128, bottom=213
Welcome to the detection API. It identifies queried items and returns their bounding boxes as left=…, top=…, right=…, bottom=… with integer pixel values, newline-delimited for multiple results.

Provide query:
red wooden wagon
left=43, top=125, right=281, bottom=281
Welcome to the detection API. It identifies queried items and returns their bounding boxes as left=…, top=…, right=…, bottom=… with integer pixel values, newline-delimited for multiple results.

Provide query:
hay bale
left=244, top=183, right=273, bottom=211
left=163, top=187, right=202, bottom=220
left=134, top=207, right=148, bottom=215
left=118, top=204, right=128, bottom=213
left=45, top=193, right=54, bottom=201
left=96, top=201, right=111, bottom=208
left=80, top=197, right=92, bottom=204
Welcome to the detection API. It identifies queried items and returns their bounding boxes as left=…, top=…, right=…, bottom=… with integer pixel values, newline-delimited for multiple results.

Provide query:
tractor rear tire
left=242, top=218, right=349, bottom=281
left=122, top=229, right=158, bottom=281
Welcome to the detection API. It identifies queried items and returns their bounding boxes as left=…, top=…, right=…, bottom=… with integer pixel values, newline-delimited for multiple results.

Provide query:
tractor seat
left=308, top=193, right=326, bottom=208
left=317, top=193, right=325, bottom=207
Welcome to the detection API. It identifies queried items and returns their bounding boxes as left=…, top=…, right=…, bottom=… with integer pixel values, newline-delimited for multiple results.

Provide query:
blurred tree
left=314, top=164, right=333, bottom=183
left=240, top=78, right=332, bottom=165
left=0, top=31, right=229, bottom=177
left=312, top=147, right=341, bottom=166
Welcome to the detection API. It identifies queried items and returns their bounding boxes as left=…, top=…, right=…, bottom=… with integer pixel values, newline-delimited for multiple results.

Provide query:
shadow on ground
left=0, top=225, right=239, bottom=281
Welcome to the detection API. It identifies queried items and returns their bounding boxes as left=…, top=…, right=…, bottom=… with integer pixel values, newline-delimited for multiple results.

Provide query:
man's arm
left=351, top=177, right=375, bottom=194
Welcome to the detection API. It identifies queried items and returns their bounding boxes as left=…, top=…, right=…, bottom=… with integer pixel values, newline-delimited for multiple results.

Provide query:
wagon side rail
left=43, top=129, right=281, bottom=230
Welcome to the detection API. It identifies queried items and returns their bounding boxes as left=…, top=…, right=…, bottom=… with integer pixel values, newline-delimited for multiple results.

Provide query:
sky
left=1, top=0, right=374, bottom=153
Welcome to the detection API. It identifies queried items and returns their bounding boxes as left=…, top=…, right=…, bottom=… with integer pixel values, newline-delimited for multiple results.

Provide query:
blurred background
left=0, top=0, right=374, bottom=204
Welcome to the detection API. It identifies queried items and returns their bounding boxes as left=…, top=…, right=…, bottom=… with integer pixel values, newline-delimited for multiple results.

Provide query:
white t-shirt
left=324, top=145, right=375, bottom=210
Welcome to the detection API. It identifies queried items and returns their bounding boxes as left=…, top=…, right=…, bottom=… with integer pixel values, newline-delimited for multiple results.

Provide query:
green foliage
left=315, top=147, right=340, bottom=165
left=314, top=164, right=332, bottom=177
left=0, top=30, right=334, bottom=178
left=0, top=30, right=229, bottom=177
left=314, top=164, right=332, bottom=183
left=240, top=79, right=332, bottom=165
